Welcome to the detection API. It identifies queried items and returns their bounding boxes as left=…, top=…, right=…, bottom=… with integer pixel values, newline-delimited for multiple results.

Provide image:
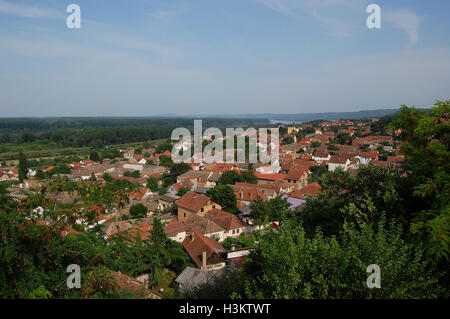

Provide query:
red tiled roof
left=313, top=152, right=329, bottom=158
left=285, top=166, right=310, bottom=181
left=329, top=155, right=350, bottom=164
left=164, top=221, right=189, bottom=237
left=286, top=190, right=306, bottom=200
left=360, top=152, right=378, bottom=159
left=254, top=172, right=286, bottom=181
left=176, top=192, right=213, bottom=213
left=292, top=159, right=317, bottom=167
left=234, top=189, right=268, bottom=202
left=182, top=231, right=225, bottom=268
left=206, top=208, right=247, bottom=230
left=299, top=182, right=321, bottom=197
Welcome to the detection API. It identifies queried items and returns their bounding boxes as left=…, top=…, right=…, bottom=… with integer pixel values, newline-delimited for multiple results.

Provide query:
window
left=201, top=208, right=204, bottom=212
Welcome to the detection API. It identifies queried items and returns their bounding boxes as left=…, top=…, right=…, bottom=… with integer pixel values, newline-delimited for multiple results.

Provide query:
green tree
left=89, top=150, right=100, bottom=161
left=390, top=100, right=450, bottom=262
left=176, top=186, right=190, bottom=197
left=206, top=185, right=237, bottom=213
left=282, top=136, right=295, bottom=145
left=102, top=173, right=113, bottom=182
left=146, top=177, right=159, bottom=191
left=249, top=197, right=269, bottom=226
left=219, top=171, right=241, bottom=185
left=156, top=141, right=173, bottom=154
left=237, top=219, right=442, bottom=298
left=311, top=141, right=321, bottom=148
left=17, top=152, right=28, bottom=182
left=123, top=170, right=140, bottom=178
left=129, top=203, right=147, bottom=219
left=158, top=155, right=173, bottom=168
left=240, top=170, right=258, bottom=184
left=299, top=165, right=410, bottom=237
left=170, top=162, right=191, bottom=177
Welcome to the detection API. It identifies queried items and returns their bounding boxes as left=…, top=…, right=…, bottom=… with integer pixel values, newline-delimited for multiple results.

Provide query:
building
left=175, top=267, right=217, bottom=294
left=205, top=208, right=248, bottom=239
left=328, top=155, right=351, bottom=171
left=312, top=151, right=331, bottom=165
left=176, top=192, right=221, bottom=222
left=285, top=166, right=310, bottom=189
left=183, top=214, right=225, bottom=242
left=182, top=231, right=226, bottom=271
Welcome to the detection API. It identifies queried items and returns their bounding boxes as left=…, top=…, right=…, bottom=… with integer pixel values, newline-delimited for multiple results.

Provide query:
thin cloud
left=253, top=0, right=293, bottom=16
left=0, top=0, right=63, bottom=19
left=253, top=0, right=365, bottom=36
left=148, top=2, right=189, bottom=20
left=385, top=10, right=422, bottom=47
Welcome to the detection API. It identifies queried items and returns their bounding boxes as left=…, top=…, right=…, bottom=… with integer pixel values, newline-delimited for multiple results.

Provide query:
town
left=0, top=0, right=448, bottom=303
left=0, top=114, right=416, bottom=298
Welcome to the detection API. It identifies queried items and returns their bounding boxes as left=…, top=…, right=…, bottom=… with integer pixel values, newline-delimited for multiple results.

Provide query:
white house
left=328, top=155, right=350, bottom=172
left=312, top=152, right=331, bottom=165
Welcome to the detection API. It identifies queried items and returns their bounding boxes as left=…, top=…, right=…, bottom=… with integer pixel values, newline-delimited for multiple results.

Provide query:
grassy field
left=152, top=271, right=180, bottom=299
left=0, top=139, right=167, bottom=162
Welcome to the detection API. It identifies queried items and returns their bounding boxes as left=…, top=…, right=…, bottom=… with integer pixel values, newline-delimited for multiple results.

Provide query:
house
left=123, top=163, right=143, bottom=172
left=285, top=166, right=310, bottom=189
left=234, top=188, right=268, bottom=207
left=328, top=155, right=351, bottom=172
left=176, top=192, right=221, bottom=222
left=387, top=156, right=405, bottom=169
left=256, top=164, right=280, bottom=174
left=312, top=151, right=331, bottom=165
left=124, top=151, right=134, bottom=160
left=205, top=208, right=248, bottom=239
left=356, top=152, right=378, bottom=165
left=182, top=231, right=226, bottom=271
left=167, top=180, right=194, bottom=195
left=340, top=129, right=355, bottom=136
left=233, top=182, right=278, bottom=198
left=127, top=187, right=152, bottom=201
left=110, top=270, right=154, bottom=298
left=164, top=221, right=189, bottom=242
left=300, top=182, right=321, bottom=197
left=183, top=214, right=225, bottom=242
left=281, top=193, right=306, bottom=210
left=254, top=172, right=286, bottom=184
left=175, top=267, right=220, bottom=294
left=158, top=193, right=180, bottom=212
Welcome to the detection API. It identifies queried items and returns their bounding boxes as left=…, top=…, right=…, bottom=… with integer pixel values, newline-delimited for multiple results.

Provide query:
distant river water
left=269, top=119, right=303, bottom=125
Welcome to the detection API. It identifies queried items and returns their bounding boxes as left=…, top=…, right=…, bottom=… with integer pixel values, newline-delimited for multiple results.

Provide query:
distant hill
left=201, top=109, right=402, bottom=123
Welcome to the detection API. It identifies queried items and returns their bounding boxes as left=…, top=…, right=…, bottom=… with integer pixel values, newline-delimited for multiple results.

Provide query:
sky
left=0, top=0, right=449, bottom=117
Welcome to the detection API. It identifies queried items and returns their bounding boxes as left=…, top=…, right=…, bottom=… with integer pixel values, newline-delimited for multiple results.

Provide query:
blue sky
left=0, top=0, right=449, bottom=117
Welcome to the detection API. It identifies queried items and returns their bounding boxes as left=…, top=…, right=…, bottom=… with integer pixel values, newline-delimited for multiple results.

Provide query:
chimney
left=240, top=191, right=243, bottom=199
left=202, top=251, right=207, bottom=270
